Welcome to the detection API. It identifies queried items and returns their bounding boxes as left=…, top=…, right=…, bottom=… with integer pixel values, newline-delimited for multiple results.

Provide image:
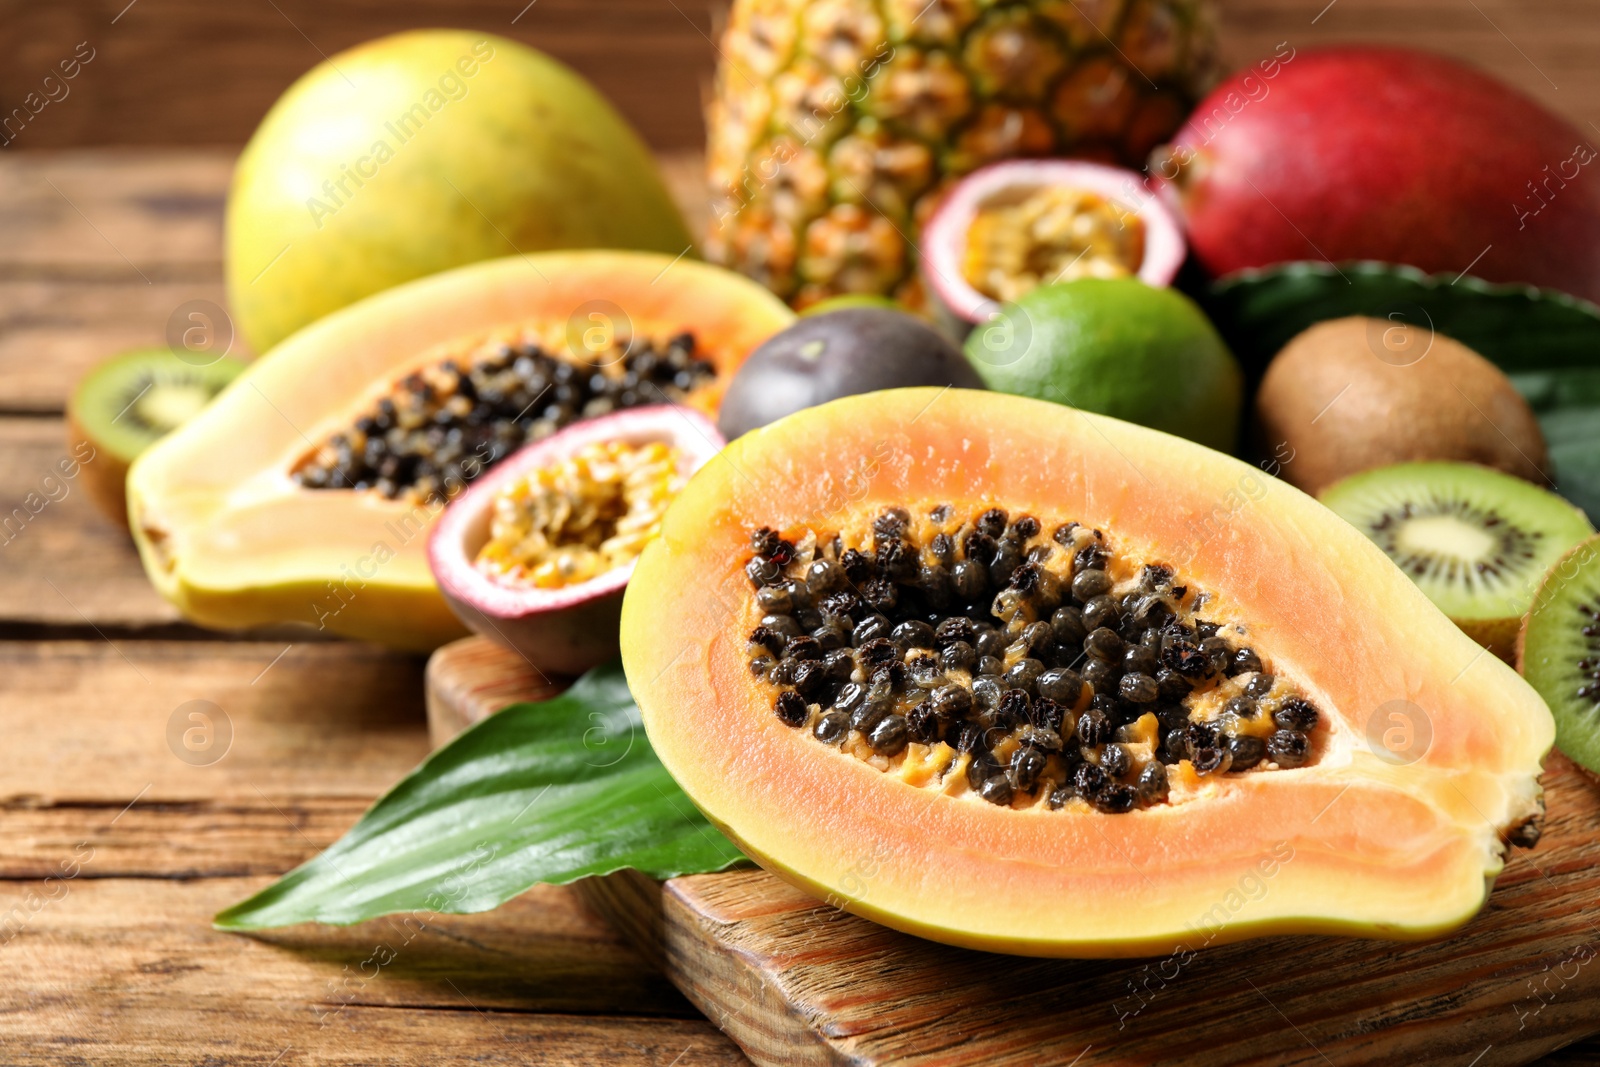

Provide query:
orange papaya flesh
left=622, top=388, right=1554, bottom=957
left=128, top=251, right=793, bottom=650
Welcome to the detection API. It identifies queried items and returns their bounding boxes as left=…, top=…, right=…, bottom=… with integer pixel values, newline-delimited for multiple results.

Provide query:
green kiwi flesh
left=1319, top=462, right=1593, bottom=653
left=71, top=349, right=246, bottom=464
left=1520, top=535, right=1600, bottom=775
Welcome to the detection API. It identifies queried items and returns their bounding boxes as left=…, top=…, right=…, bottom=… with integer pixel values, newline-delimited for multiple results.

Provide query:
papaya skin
left=227, top=30, right=695, bottom=354
left=622, top=388, right=1554, bottom=957
left=129, top=251, right=793, bottom=651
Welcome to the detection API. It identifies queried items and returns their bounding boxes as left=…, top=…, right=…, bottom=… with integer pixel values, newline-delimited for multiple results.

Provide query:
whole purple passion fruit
left=715, top=308, right=984, bottom=439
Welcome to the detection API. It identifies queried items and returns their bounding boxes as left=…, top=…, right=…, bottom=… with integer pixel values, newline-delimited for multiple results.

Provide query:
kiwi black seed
left=293, top=332, right=714, bottom=502
left=742, top=507, right=1326, bottom=812
left=1520, top=536, right=1600, bottom=781
left=1320, top=462, right=1595, bottom=658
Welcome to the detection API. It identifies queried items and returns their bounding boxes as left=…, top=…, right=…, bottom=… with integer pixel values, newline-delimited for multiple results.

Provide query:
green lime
left=964, top=278, right=1242, bottom=452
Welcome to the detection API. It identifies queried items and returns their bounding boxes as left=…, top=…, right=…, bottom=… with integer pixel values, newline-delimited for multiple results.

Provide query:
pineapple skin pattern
left=705, top=0, right=1218, bottom=309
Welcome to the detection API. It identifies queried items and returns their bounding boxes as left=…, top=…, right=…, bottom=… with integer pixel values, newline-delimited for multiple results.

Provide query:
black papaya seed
left=774, top=691, right=808, bottom=727
left=738, top=512, right=1327, bottom=809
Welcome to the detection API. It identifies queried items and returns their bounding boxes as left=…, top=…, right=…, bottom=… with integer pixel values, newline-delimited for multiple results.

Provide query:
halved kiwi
left=1319, top=462, right=1594, bottom=660
left=1520, top=535, right=1600, bottom=774
left=68, top=349, right=246, bottom=525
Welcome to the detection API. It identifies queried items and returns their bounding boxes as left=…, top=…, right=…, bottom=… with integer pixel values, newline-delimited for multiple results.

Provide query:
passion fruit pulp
left=430, top=405, right=722, bottom=675
left=921, top=160, right=1185, bottom=331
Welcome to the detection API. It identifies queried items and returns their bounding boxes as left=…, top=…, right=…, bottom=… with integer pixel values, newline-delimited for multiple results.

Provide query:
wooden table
left=5, top=148, right=1600, bottom=1065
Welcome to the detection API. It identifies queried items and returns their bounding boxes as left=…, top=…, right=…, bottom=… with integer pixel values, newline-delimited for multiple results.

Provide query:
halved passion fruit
left=622, top=388, right=1553, bottom=957
left=128, top=251, right=792, bottom=650
left=921, top=160, right=1185, bottom=331
left=429, top=405, right=722, bottom=675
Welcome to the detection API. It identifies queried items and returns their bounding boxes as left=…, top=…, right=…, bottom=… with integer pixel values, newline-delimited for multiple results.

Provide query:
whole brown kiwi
left=1253, top=316, right=1549, bottom=495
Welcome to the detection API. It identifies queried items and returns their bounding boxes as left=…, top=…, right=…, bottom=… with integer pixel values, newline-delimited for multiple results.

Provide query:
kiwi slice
left=1520, top=535, right=1600, bottom=774
left=1319, top=462, right=1594, bottom=659
left=68, top=348, right=246, bottom=525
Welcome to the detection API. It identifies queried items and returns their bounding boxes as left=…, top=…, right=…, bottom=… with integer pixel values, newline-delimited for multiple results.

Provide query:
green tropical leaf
left=1204, top=260, right=1600, bottom=374
left=215, top=660, right=745, bottom=930
left=1205, top=260, right=1600, bottom=519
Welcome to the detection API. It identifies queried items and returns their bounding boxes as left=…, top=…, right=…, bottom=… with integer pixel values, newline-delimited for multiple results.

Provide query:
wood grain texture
left=0, top=1011, right=742, bottom=1067
left=424, top=634, right=568, bottom=748
left=0, top=279, right=237, bottom=414
left=0, top=638, right=428, bottom=877
left=0, top=794, right=374, bottom=880
left=0, top=640, right=747, bottom=1063
left=431, top=634, right=1600, bottom=1067
left=0, top=876, right=741, bottom=1064
left=0, top=149, right=230, bottom=272
left=0, top=639, right=431, bottom=802
left=4, top=20, right=1597, bottom=1054
left=0, top=417, right=181, bottom=626
left=2, top=0, right=1598, bottom=152
left=0, top=878, right=699, bottom=1020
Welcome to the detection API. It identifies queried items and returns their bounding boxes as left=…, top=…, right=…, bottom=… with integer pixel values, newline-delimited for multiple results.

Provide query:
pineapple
left=705, top=0, right=1217, bottom=308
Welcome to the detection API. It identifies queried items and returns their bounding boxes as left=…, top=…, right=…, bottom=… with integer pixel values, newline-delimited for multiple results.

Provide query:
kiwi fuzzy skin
left=1254, top=316, right=1548, bottom=495
left=1461, top=615, right=1520, bottom=665
left=66, top=412, right=132, bottom=530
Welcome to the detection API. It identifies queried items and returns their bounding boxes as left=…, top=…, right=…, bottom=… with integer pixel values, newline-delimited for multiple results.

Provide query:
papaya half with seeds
left=622, top=388, right=1554, bottom=957
left=128, top=251, right=792, bottom=650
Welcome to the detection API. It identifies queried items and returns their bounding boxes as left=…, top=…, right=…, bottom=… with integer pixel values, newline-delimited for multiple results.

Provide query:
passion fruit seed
left=294, top=330, right=714, bottom=502
left=473, top=439, right=684, bottom=589
left=963, top=186, right=1146, bottom=305
left=746, top=507, right=1320, bottom=812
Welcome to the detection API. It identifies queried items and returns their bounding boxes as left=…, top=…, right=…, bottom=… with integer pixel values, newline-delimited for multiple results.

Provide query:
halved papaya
left=129, top=251, right=792, bottom=650
left=621, top=388, right=1554, bottom=957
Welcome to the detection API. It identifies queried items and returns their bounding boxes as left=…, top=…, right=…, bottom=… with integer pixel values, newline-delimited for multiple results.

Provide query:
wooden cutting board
left=426, top=635, right=1600, bottom=1067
